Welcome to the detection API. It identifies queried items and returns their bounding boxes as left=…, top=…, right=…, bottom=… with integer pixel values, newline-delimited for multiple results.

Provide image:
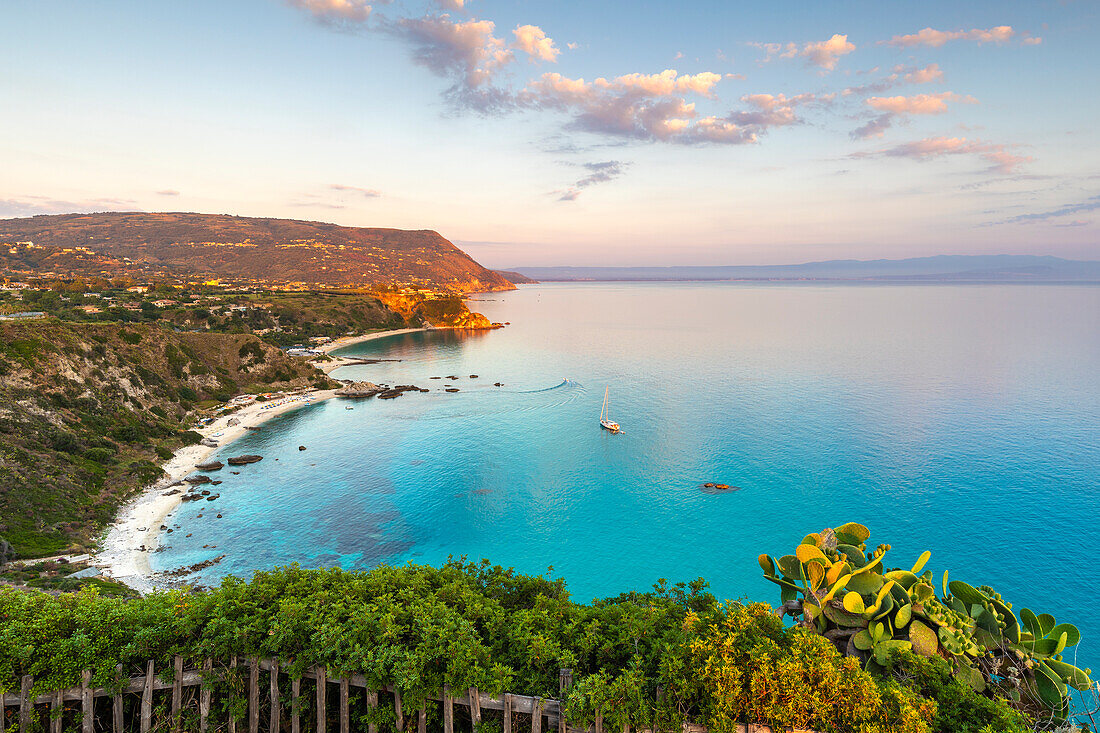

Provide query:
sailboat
left=600, top=386, right=621, bottom=433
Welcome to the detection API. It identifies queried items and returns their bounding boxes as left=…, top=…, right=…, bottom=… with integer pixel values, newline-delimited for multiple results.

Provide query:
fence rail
left=0, top=659, right=815, bottom=733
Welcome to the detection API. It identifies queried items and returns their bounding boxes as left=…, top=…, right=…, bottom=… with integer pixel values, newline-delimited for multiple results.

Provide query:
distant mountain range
left=510, top=255, right=1100, bottom=283
left=0, top=212, right=514, bottom=292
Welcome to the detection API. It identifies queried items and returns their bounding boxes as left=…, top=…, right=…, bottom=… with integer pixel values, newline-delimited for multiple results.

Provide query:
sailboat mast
left=602, top=386, right=609, bottom=421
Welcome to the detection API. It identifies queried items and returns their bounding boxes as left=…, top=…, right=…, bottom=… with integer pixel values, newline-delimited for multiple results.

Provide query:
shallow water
left=155, top=282, right=1100, bottom=668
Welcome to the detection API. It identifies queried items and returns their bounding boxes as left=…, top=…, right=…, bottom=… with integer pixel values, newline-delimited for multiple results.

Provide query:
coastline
left=95, top=388, right=336, bottom=593
left=317, top=327, right=432, bottom=355
left=95, top=325, right=435, bottom=592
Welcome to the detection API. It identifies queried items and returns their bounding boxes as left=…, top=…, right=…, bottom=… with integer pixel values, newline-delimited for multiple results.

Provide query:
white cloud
left=512, top=24, right=560, bottom=63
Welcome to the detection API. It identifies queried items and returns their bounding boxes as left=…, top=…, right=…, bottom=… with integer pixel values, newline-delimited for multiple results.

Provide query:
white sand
left=316, top=327, right=431, bottom=354
left=94, top=389, right=336, bottom=593
left=95, top=327, right=433, bottom=592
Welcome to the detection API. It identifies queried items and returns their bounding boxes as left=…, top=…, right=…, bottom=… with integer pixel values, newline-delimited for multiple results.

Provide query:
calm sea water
left=155, top=283, right=1100, bottom=667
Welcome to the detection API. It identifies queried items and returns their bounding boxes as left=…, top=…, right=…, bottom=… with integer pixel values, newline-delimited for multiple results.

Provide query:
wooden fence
left=1, top=660, right=812, bottom=733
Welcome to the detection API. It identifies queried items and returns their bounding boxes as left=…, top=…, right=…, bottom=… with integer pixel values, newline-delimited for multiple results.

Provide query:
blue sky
left=1, top=0, right=1097, bottom=266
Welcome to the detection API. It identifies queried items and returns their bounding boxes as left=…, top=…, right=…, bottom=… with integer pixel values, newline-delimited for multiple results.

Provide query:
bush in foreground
left=0, top=561, right=1042, bottom=732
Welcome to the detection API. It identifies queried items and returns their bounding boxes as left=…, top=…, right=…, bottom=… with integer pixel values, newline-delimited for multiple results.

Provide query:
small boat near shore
left=600, top=386, right=621, bottom=433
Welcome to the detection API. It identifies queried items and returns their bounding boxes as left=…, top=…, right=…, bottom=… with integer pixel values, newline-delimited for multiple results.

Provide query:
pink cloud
left=902, top=63, right=944, bottom=84
left=851, top=136, right=1032, bottom=173
left=754, top=34, right=856, bottom=71
left=850, top=114, right=894, bottom=140
left=512, top=24, right=560, bottom=63
left=866, top=92, right=975, bottom=115
left=391, top=14, right=514, bottom=109
left=522, top=74, right=822, bottom=144
left=287, top=0, right=373, bottom=25
left=882, top=25, right=1016, bottom=47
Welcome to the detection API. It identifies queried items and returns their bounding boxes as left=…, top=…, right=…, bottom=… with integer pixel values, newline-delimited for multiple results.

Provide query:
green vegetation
left=0, top=560, right=136, bottom=598
left=759, top=522, right=1092, bottom=725
left=0, top=560, right=1040, bottom=733
left=0, top=320, right=334, bottom=556
left=0, top=282, right=409, bottom=349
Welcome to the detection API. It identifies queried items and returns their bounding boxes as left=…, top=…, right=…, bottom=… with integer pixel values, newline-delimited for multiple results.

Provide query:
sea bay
left=154, top=282, right=1100, bottom=666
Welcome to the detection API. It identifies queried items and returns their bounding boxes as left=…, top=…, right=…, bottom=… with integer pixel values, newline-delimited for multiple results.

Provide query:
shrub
left=679, top=603, right=934, bottom=733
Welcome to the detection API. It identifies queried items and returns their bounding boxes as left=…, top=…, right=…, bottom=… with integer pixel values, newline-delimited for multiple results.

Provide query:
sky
left=1, top=0, right=1098, bottom=267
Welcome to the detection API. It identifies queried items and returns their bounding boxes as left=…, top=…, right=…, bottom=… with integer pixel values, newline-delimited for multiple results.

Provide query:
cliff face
left=0, top=321, right=331, bottom=555
left=0, top=213, right=515, bottom=293
left=374, top=290, right=493, bottom=329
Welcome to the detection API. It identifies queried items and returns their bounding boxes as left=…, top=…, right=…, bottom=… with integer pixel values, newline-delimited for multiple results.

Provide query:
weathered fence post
left=291, top=676, right=301, bottom=733
left=270, top=658, right=281, bottom=733
left=249, top=657, right=260, bottom=733
left=114, top=664, right=125, bottom=733
left=366, top=688, right=378, bottom=733
left=595, top=709, right=603, bottom=733
left=228, top=657, right=239, bottom=733
left=200, top=658, right=212, bottom=733
left=141, top=660, right=154, bottom=733
left=418, top=706, right=427, bottom=733
left=19, top=675, right=32, bottom=733
left=558, top=669, right=572, bottom=733
left=316, top=667, right=328, bottom=733
left=82, top=669, right=94, bottom=733
left=340, top=677, right=350, bottom=733
left=503, top=693, right=512, bottom=733
left=172, top=655, right=184, bottom=732
left=442, top=685, right=453, bottom=733
left=531, top=697, right=542, bottom=733
left=468, top=687, right=481, bottom=727
left=395, top=688, right=405, bottom=732
left=50, top=687, right=62, bottom=733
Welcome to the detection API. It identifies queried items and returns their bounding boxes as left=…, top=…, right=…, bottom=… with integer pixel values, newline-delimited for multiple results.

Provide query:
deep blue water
left=154, top=283, right=1100, bottom=669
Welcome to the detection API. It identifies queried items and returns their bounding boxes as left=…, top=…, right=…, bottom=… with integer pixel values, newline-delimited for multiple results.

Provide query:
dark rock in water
left=227, top=455, right=263, bottom=466
left=378, top=390, right=403, bottom=400
left=231, top=471, right=240, bottom=475
left=185, top=474, right=213, bottom=485
left=703, top=483, right=715, bottom=488
left=299, top=445, right=307, bottom=451
left=445, top=388, right=460, bottom=393
left=494, top=382, right=502, bottom=387
left=160, top=525, right=167, bottom=530
left=430, top=376, right=441, bottom=379
left=469, top=375, right=479, bottom=378
left=447, top=375, right=460, bottom=380
left=216, top=514, right=222, bottom=518
left=206, top=495, right=219, bottom=501
left=211, top=480, right=222, bottom=486
left=195, top=461, right=223, bottom=471
left=420, top=388, right=430, bottom=393
left=201, top=490, right=211, bottom=496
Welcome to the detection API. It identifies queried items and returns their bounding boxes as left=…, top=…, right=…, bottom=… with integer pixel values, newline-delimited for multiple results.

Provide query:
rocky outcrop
left=335, top=381, right=382, bottom=397
left=196, top=461, right=223, bottom=471
left=227, top=455, right=263, bottom=465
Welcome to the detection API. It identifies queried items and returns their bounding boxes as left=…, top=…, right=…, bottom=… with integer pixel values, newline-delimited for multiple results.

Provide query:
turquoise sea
left=154, top=283, right=1100, bottom=668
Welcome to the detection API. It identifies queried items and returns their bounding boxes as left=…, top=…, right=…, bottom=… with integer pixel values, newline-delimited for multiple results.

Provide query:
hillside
left=0, top=321, right=334, bottom=556
left=512, top=255, right=1100, bottom=282
left=0, top=212, right=515, bottom=293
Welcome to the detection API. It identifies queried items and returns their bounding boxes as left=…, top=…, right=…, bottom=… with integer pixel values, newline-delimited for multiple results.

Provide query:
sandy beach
left=95, top=388, right=336, bottom=592
left=317, top=327, right=431, bottom=355
left=94, top=327, right=430, bottom=592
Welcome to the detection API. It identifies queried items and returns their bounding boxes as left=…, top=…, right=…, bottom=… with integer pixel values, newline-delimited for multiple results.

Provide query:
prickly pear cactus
left=758, top=523, right=1092, bottom=720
